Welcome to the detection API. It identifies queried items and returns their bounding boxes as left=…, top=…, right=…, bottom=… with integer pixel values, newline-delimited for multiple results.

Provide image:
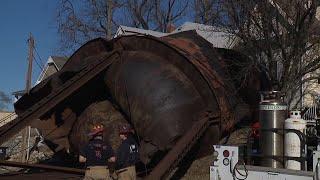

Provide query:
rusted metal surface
left=161, top=35, right=237, bottom=131
left=145, top=111, right=219, bottom=180
left=0, top=172, right=82, bottom=180
left=104, top=50, right=212, bottom=162
left=0, top=160, right=85, bottom=174
left=0, top=51, right=120, bottom=146
left=0, top=31, right=268, bottom=178
left=107, top=33, right=254, bottom=163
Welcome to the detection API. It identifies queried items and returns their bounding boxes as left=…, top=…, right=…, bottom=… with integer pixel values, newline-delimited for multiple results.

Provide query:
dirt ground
left=181, top=127, right=251, bottom=179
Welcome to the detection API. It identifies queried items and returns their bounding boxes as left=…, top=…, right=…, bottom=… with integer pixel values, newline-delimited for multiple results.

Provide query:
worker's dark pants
left=84, top=166, right=110, bottom=180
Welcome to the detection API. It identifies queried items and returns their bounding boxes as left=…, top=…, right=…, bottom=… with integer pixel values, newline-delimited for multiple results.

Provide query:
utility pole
left=25, top=33, right=34, bottom=94
left=106, top=0, right=113, bottom=40
left=21, top=33, right=34, bottom=163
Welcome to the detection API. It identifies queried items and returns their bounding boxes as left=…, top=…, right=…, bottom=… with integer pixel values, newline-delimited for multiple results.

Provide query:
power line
left=34, top=47, right=45, bottom=70
left=33, top=57, right=45, bottom=73
left=33, top=45, right=51, bottom=80
left=32, top=56, right=52, bottom=84
left=23, top=36, right=46, bottom=85
left=34, top=45, right=45, bottom=68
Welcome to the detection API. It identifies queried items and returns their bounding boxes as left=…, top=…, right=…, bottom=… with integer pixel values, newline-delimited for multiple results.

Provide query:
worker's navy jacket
left=116, top=136, right=139, bottom=169
left=80, top=138, right=114, bottom=167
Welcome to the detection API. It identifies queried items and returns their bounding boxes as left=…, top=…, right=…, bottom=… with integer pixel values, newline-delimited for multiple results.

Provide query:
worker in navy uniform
left=116, top=124, right=139, bottom=180
left=79, top=124, right=116, bottom=180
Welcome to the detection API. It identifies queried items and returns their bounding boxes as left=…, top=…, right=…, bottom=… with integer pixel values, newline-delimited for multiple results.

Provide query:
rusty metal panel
left=0, top=51, right=120, bottom=145
left=0, top=160, right=85, bottom=174
left=145, top=112, right=219, bottom=180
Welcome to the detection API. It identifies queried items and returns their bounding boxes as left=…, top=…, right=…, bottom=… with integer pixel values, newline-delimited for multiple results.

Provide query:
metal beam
left=145, top=112, right=219, bottom=180
left=0, top=160, right=85, bottom=175
left=0, top=51, right=120, bottom=145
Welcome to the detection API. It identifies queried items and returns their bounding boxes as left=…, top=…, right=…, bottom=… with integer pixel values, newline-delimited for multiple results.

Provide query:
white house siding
left=302, top=69, right=320, bottom=107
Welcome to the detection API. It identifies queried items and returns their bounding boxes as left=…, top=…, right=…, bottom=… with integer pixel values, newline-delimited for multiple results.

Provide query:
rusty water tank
left=13, top=31, right=270, bottom=164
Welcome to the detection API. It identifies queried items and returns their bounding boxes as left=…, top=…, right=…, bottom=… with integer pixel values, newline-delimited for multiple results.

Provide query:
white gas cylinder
left=284, top=111, right=306, bottom=170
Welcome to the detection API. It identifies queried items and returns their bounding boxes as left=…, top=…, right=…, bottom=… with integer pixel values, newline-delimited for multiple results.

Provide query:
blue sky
left=0, top=0, right=193, bottom=110
left=0, top=0, right=58, bottom=107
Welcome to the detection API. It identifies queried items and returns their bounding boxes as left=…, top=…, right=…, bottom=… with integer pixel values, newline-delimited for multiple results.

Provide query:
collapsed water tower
left=259, top=91, right=287, bottom=168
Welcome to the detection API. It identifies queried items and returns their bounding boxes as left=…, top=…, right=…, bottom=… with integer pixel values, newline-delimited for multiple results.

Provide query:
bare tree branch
left=199, top=0, right=320, bottom=108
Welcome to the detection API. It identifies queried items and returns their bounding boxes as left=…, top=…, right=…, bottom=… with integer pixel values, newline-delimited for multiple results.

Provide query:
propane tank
left=285, top=111, right=306, bottom=170
left=259, top=91, right=287, bottom=168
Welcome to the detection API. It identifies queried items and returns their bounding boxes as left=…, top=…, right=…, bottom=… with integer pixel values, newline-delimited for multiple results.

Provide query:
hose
left=230, top=158, right=248, bottom=180
left=316, top=159, right=320, bottom=180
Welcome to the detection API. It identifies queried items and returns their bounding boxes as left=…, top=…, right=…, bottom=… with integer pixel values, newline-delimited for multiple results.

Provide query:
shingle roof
left=51, top=56, right=68, bottom=70
left=114, top=25, right=167, bottom=38
left=172, top=22, right=238, bottom=49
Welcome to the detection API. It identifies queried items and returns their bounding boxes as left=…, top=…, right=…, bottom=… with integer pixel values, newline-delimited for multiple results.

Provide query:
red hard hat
left=251, top=122, right=260, bottom=138
left=89, top=124, right=104, bottom=136
left=119, top=124, right=132, bottom=134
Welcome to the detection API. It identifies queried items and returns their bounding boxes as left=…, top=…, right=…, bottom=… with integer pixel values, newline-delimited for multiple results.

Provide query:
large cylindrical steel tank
left=259, top=91, right=287, bottom=168
left=284, top=111, right=306, bottom=170
left=12, top=31, right=271, bottom=166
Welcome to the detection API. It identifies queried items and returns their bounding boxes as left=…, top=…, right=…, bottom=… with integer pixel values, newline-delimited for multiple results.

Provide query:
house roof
left=115, top=22, right=239, bottom=49
left=171, top=22, right=238, bottom=49
left=114, top=25, right=167, bottom=38
left=50, top=56, right=68, bottom=70
left=34, top=56, right=68, bottom=85
left=13, top=56, right=67, bottom=97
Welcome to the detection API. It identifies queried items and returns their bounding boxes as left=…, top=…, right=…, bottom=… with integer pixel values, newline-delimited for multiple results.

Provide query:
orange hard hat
left=89, top=124, right=105, bottom=136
